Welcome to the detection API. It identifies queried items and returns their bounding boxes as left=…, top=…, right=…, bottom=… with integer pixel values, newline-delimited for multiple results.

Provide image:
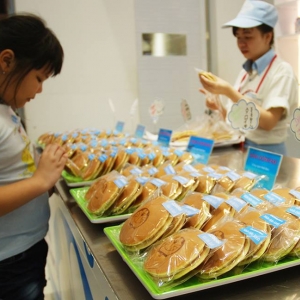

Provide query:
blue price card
left=115, top=121, right=125, bottom=132
left=186, top=136, right=214, bottom=164
left=134, top=124, right=146, bottom=138
left=157, top=128, right=172, bottom=147
left=244, top=147, right=282, bottom=190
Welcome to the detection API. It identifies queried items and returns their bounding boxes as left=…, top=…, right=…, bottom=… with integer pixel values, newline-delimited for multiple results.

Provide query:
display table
left=47, top=147, right=300, bottom=300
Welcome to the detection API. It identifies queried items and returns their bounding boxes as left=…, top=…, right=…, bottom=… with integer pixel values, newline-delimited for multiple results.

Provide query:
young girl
left=199, top=0, right=298, bottom=155
left=0, top=14, right=68, bottom=299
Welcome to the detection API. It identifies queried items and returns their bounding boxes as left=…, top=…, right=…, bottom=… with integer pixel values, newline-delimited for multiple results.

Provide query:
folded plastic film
left=143, top=228, right=210, bottom=289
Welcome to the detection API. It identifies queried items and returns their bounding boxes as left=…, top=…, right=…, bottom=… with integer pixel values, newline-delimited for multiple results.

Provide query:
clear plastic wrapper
left=236, top=208, right=272, bottom=266
left=129, top=177, right=166, bottom=211
left=84, top=171, right=126, bottom=216
left=260, top=205, right=300, bottom=262
left=119, top=195, right=186, bottom=252
left=182, top=191, right=211, bottom=229
left=154, top=160, right=177, bottom=178
left=143, top=228, right=210, bottom=289
left=198, top=220, right=251, bottom=279
left=110, top=175, right=143, bottom=215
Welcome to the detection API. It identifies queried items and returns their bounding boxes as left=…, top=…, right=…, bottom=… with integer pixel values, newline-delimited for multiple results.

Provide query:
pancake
left=119, top=196, right=174, bottom=251
left=144, top=228, right=210, bottom=281
left=111, top=178, right=143, bottom=215
left=237, top=210, right=272, bottom=265
left=261, top=206, right=300, bottom=262
left=86, top=176, right=123, bottom=215
left=199, top=220, right=250, bottom=279
left=182, top=192, right=211, bottom=229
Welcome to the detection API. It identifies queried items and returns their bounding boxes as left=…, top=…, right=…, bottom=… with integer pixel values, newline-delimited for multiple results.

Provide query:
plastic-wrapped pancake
left=119, top=195, right=174, bottom=251
left=260, top=206, right=300, bottom=262
left=144, top=228, right=210, bottom=282
left=199, top=220, right=250, bottom=279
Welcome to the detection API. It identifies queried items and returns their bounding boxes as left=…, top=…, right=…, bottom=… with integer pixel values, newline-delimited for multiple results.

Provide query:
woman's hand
left=199, top=73, right=232, bottom=96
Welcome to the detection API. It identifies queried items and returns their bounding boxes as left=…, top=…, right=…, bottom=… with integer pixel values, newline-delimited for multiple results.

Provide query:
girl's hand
left=33, top=143, right=68, bottom=190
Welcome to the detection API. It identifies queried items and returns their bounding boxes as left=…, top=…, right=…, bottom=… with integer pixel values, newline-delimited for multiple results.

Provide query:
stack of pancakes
left=119, top=196, right=187, bottom=252
left=143, top=228, right=210, bottom=285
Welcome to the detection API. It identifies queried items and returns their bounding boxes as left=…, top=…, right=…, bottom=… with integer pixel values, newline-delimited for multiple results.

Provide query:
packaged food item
left=119, top=196, right=177, bottom=252
left=260, top=206, right=300, bottom=262
left=199, top=220, right=250, bottom=279
left=85, top=171, right=126, bottom=216
left=182, top=192, right=211, bottom=230
left=236, top=209, right=272, bottom=266
left=143, top=228, right=210, bottom=287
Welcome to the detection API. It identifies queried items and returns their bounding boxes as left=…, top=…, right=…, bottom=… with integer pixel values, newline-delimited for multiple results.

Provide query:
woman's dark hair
left=232, top=24, right=274, bottom=46
left=0, top=13, right=64, bottom=96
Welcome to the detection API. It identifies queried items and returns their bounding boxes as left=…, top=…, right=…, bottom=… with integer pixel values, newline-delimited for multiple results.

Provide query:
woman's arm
left=0, top=143, right=68, bottom=217
left=199, top=74, right=285, bottom=131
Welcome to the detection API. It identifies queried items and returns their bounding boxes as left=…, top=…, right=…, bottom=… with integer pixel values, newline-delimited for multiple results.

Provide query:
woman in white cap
left=199, top=0, right=298, bottom=155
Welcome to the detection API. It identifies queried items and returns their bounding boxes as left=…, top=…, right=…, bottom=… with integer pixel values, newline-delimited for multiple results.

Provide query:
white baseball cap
left=222, top=0, right=278, bottom=29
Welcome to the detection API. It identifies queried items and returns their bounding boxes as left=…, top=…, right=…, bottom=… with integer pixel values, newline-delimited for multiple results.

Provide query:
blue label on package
left=115, top=121, right=125, bottom=132
left=186, top=136, right=214, bottom=164
left=134, top=124, right=146, bottom=138
left=240, top=226, right=268, bottom=245
left=157, top=128, right=172, bottom=147
left=244, top=147, right=282, bottom=190
left=198, top=233, right=224, bottom=249
left=260, top=213, right=286, bottom=228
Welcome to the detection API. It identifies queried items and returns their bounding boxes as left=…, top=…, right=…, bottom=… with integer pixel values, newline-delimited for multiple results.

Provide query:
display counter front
left=47, top=147, right=300, bottom=300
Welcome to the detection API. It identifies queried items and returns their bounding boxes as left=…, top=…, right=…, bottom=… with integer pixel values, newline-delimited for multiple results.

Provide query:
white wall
left=15, top=0, right=138, bottom=141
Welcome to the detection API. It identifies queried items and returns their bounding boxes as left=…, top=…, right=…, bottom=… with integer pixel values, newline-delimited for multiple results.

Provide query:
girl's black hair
left=232, top=24, right=274, bottom=46
left=0, top=13, right=64, bottom=96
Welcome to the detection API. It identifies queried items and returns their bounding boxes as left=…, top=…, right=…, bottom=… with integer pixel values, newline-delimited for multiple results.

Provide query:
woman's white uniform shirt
left=222, top=48, right=298, bottom=145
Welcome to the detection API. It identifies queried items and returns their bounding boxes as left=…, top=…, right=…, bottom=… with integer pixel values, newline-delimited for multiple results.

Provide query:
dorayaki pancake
left=144, top=228, right=210, bottom=280
left=232, top=171, right=258, bottom=191
left=128, top=151, right=142, bottom=166
left=237, top=210, right=272, bottom=266
left=248, top=188, right=270, bottom=210
left=160, top=212, right=187, bottom=239
left=81, top=154, right=105, bottom=181
left=101, top=149, right=118, bottom=175
left=113, top=148, right=129, bottom=172
left=182, top=192, right=211, bottom=229
left=194, top=174, right=216, bottom=194
left=111, top=178, right=143, bottom=215
left=177, top=151, right=194, bottom=165
left=121, top=164, right=143, bottom=177
left=270, top=187, right=298, bottom=206
left=86, top=177, right=122, bottom=215
left=199, top=220, right=250, bottom=279
left=202, top=193, right=235, bottom=232
left=119, top=196, right=174, bottom=251
left=160, top=174, right=182, bottom=200
left=164, top=149, right=180, bottom=166
left=130, top=180, right=164, bottom=210
left=152, top=147, right=165, bottom=167
left=65, top=151, right=90, bottom=178
left=37, top=131, right=55, bottom=147
left=154, top=161, right=176, bottom=179
left=198, top=71, right=216, bottom=82
left=261, top=206, right=300, bottom=262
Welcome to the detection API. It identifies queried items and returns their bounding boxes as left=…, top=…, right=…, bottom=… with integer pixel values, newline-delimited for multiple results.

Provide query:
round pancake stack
left=202, top=193, right=235, bottom=232
left=81, top=153, right=106, bottom=181
left=232, top=171, right=258, bottom=191
left=143, top=228, right=210, bottom=284
left=85, top=174, right=124, bottom=215
left=119, top=196, right=183, bottom=251
left=129, top=178, right=165, bottom=211
left=270, top=187, right=298, bottom=206
left=112, top=147, right=130, bottom=172
left=182, top=192, right=211, bottom=230
left=261, top=206, right=300, bottom=262
left=236, top=210, right=272, bottom=265
left=199, top=220, right=250, bottom=279
left=110, top=177, right=143, bottom=215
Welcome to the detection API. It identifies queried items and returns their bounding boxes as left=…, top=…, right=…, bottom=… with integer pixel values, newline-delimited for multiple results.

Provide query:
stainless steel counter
left=55, top=147, right=300, bottom=300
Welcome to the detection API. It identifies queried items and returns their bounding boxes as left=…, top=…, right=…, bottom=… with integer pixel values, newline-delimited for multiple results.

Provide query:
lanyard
left=238, top=54, right=277, bottom=94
